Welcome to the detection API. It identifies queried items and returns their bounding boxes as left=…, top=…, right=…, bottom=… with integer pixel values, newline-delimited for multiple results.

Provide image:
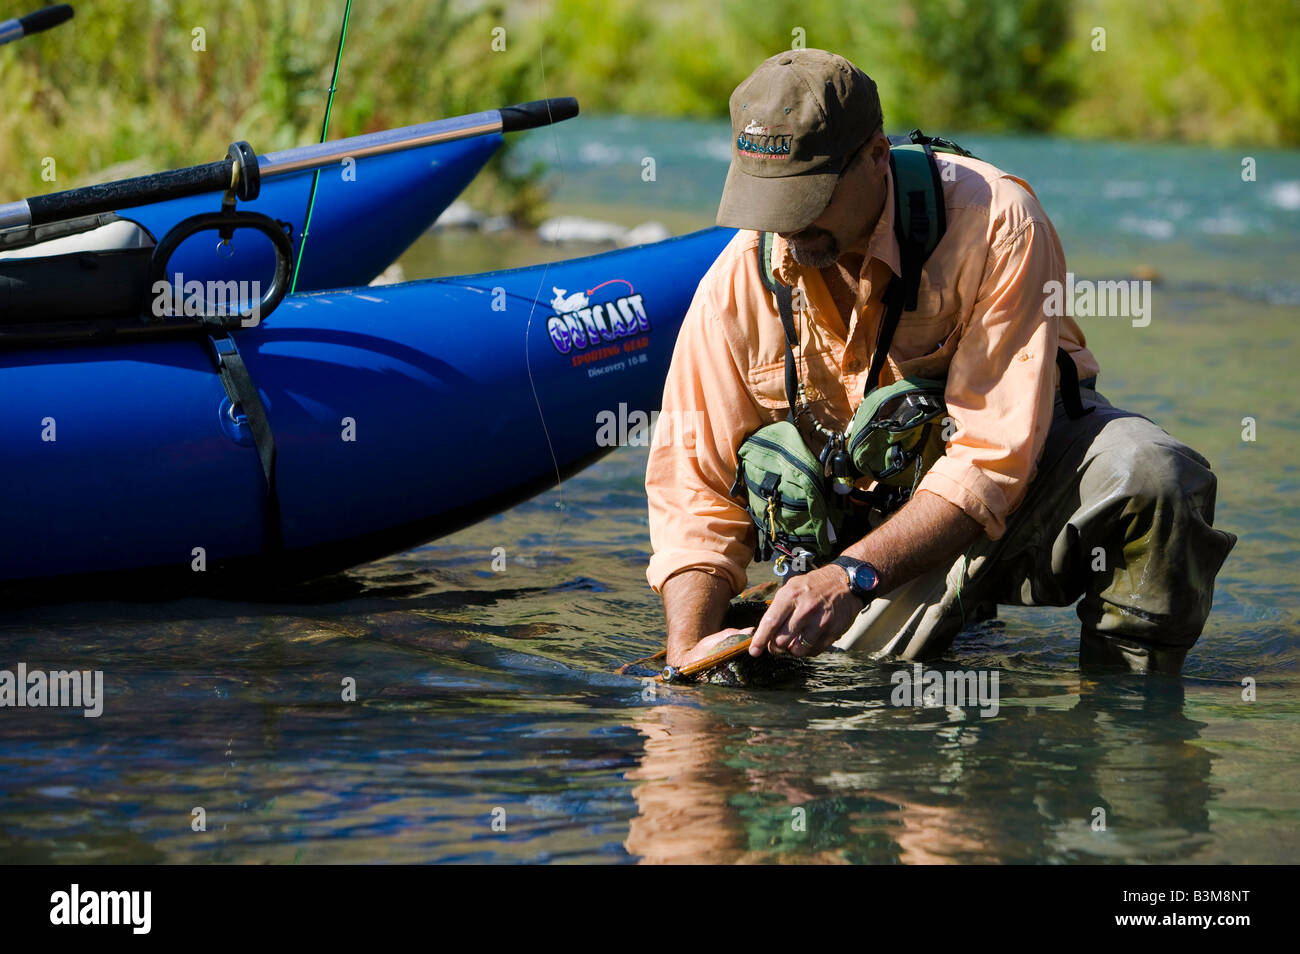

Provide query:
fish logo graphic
left=550, top=287, right=589, bottom=313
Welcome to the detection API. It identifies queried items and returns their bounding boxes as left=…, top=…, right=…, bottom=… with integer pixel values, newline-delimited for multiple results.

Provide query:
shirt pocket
left=746, top=351, right=835, bottom=412
left=902, top=267, right=960, bottom=321
left=893, top=268, right=960, bottom=358
left=896, top=322, right=962, bottom=380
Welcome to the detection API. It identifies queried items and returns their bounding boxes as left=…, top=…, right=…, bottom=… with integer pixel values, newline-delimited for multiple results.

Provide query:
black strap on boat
left=207, top=331, right=283, bottom=553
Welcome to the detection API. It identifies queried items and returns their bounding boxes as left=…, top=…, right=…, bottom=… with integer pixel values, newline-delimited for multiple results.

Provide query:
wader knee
left=1076, top=436, right=1235, bottom=672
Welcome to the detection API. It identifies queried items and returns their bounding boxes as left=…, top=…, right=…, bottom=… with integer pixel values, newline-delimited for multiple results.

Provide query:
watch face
left=852, top=564, right=879, bottom=594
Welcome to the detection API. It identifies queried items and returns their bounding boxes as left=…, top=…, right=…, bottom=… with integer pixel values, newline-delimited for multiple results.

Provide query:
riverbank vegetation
left=2, top=0, right=1296, bottom=219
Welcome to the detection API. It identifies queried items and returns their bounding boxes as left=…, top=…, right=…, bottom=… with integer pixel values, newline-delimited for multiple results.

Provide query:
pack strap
left=891, top=145, right=944, bottom=312
left=890, top=129, right=975, bottom=159
left=863, top=146, right=941, bottom=388
left=864, top=277, right=906, bottom=393
left=1055, top=347, right=1094, bottom=420
left=207, top=331, right=283, bottom=553
left=759, top=232, right=801, bottom=422
left=773, top=283, right=800, bottom=423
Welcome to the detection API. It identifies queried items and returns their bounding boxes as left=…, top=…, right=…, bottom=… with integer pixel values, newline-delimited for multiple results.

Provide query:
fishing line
left=522, top=11, right=568, bottom=563
left=290, top=0, right=353, bottom=294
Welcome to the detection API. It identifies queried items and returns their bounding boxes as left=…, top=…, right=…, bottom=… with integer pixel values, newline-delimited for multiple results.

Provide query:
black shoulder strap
left=863, top=278, right=907, bottom=395
left=891, top=143, right=947, bottom=313
left=758, top=231, right=801, bottom=423
left=880, top=145, right=1093, bottom=420
left=862, top=146, right=947, bottom=392
left=1055, top=347, right=1094, bottom=419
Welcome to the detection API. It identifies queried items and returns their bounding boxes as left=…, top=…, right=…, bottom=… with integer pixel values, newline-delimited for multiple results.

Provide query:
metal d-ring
left=147, top=209, right=293, bottom=327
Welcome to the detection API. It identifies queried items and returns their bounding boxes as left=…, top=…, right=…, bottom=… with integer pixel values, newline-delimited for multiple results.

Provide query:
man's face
left=783, top=225, right=841, bottom=268
left=779, top=131, right=891, bottom=268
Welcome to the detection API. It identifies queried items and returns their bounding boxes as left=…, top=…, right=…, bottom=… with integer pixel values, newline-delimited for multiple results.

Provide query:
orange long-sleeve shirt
left=646, top=152, right=1099, bottom=596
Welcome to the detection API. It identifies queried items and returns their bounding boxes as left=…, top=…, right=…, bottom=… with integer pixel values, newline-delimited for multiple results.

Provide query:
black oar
left=0, top=97, right=580, bottom=231
left=0, top=4, right=73, bottom=47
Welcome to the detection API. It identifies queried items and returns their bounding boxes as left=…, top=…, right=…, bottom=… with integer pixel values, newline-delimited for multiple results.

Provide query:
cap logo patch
left=737, top=122, right=792, bottom=159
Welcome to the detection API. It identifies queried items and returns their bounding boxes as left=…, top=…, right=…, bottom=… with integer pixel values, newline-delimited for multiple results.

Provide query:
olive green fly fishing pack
left=731, top=131, right=1093, bottom=571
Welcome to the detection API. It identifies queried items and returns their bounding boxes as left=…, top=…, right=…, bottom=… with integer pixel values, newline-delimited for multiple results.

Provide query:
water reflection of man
left=645, top=49, right=1236, bottom=675
left=624, top=676, right=1211, bottom=863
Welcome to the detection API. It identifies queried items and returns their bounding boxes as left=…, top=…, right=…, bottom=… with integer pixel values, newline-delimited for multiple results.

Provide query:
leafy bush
left=1, top=0, right=1295, bottom=213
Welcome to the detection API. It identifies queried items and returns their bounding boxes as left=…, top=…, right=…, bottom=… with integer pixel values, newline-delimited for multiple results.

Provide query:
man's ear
left=866, top=129, right=890, bottom=176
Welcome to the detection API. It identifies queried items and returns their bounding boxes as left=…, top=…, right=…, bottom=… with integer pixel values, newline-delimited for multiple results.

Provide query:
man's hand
left=676, top=627, right=756, bottom=668
left=746, top=491, right=983, bottom=660
left=748, top=565, right=863, bottom=658
left=662, top=569, right=734, bottom=668
left=660, top=493, right=983, bottom=667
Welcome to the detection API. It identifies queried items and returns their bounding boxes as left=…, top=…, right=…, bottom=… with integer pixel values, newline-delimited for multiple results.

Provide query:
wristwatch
left=831, top=557, right=881, bottom=605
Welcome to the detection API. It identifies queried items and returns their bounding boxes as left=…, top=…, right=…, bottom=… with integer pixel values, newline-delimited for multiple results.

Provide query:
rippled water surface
left=2, top=123, right=1298, bottom=863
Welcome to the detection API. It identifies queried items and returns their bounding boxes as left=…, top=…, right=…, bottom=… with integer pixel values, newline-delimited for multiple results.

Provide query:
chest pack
left=731, top=130, right=1094, bottom=571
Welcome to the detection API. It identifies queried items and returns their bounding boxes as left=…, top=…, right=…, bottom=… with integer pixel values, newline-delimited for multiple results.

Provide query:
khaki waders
left=832, top=386, right=1238, bottom=674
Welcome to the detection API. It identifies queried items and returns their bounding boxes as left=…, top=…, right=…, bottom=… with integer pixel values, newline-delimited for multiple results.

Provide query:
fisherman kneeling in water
left=645, top=50, right=1236, bottom=675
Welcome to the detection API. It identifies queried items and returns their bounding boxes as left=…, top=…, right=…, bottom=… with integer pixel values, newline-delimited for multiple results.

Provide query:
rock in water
left=537, top=216, right=627, bottom=245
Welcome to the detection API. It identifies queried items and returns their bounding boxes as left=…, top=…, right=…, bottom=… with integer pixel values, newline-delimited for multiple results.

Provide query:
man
left=645, top=49, right=1235, bottom=675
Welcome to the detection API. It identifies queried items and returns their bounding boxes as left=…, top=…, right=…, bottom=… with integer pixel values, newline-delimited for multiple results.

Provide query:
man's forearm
left=661, top=569, right=733, bottom=666
left=840, top=489, right=984, bottom=594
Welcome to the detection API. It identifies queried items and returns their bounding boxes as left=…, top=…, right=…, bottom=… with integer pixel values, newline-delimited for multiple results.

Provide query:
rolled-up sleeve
left=645, top=285, right=763, bottom=596
left=916, top=214, right=1063, bottom=540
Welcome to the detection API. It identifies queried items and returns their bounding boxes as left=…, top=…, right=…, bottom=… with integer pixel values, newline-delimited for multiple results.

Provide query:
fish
left=618, top=587, right=807, bottom=689
left=674, top=600, right=806, bottom=688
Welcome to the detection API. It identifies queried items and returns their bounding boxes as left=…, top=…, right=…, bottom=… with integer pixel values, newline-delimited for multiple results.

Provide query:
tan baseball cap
left=715, top=49, right=883, bottom=234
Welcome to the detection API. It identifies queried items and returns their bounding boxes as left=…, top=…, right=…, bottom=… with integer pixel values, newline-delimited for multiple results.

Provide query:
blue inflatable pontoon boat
left=0, top=220, right=734, bottom=590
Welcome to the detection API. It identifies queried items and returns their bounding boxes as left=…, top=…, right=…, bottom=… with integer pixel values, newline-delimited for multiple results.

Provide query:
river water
left=2, top=118, right=1297, bottom=863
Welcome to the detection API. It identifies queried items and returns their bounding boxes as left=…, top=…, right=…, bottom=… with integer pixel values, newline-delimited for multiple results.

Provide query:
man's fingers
left=766, top=585, right=810, bottom=651
left=749, top=597, right=792, bottom=656
left=787, top=627, right=825, bottom=658
left=748, top=569, right=851, bottom=660
left=774, top=601, right=818, bottom=652
left=781, top=596, right=841, bottom=657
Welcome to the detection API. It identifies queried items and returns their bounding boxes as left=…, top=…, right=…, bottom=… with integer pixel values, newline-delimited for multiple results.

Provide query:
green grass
left=3, top=0, right=1296, bottom=217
